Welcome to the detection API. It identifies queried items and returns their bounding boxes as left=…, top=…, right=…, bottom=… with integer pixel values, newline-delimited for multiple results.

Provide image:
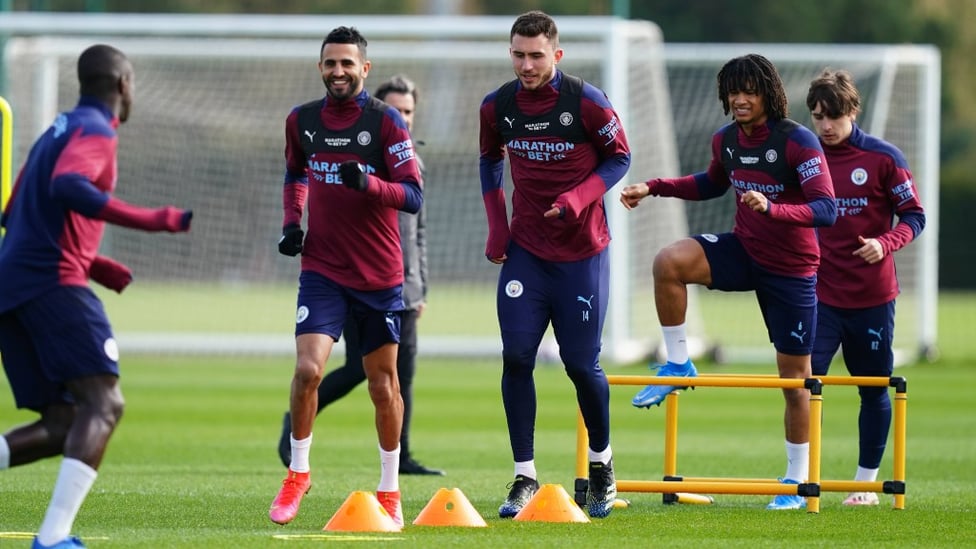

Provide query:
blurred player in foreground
left=0, top=44, right=193, bottom=549
left=619, top=53, right=836, bottom=510
left=270, top=27, right=422, bottom=529
left=479, top=10, right=631, bottom=519
left=806, top=68, right=924, bottom=506
left=277, top=74, right=443, bottom=476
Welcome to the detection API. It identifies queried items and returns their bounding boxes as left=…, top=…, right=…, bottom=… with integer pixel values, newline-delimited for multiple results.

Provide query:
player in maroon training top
left=806, top=68, right=925, bottom=507
left=620, top=54, right=837, bottom=510
left=0, top=45, right=192, bottom=549
left=276, top=74, right=443, bottom=477
left=269, top=26, right=422, bottom=529
left=479, top=10, right=631, bottom=520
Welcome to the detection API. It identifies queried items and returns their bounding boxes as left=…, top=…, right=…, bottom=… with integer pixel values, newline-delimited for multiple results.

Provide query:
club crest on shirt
left=505, top=280, right=524, bottom=298
left=103, top=337, right=119, bottom=362
left=851, top=167, right=868, bottom=186
left=52, top=114, right=68, bottom=138
left=357, top=131, right=372, bottom=146
left=559, top=112, right=574, bottom=126
left=765, top=149, right=778, bottom=163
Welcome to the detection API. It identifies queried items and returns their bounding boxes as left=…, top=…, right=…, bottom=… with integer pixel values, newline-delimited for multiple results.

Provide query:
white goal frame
left=0, top=15, right=939, bottom=364
left=0, top=13, right=676, bottom=362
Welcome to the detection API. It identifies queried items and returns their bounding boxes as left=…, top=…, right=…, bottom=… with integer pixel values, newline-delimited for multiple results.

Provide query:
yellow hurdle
left=574, top=374, right=908, bottom=513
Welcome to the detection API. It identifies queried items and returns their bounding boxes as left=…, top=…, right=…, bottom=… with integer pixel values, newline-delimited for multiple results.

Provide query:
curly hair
left=806, top=68, right=861, bottom=118
left=717, top=53, right=789, bottom=120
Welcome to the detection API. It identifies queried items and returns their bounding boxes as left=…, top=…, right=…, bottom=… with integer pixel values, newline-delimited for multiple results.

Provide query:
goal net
left=0, top=15, right=939, bottom=364
left=0, top=14, right=680, bottom=362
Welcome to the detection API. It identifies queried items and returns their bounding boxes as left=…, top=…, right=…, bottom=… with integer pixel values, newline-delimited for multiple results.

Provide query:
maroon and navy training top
left=648, top=118, right=836, bottom=278
left=282, top=90, right=422, bottom=292
left=0, top=96, right=189, bottom=313
left=816, top=123, right=925, bottom=308
left=479, top=70, right=631, bottom=263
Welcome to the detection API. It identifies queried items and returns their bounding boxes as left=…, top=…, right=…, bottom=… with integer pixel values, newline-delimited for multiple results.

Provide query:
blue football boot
left=766, top=478, right=808, bottom=510
left=631, top=359, right=698, bottom=408
left=31, top=536, right=86, bottom=549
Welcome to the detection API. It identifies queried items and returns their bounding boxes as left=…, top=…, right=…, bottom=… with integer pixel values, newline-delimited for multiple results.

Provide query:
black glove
left=277, top=223, right=304, bottom=256
left=338, top=160, right=367, bottom=191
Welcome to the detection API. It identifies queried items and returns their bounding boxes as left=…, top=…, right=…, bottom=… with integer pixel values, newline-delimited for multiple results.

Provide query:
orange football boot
left=376, top=490, right=403, bottom=528
left=269, top=470, right=311, bottom=524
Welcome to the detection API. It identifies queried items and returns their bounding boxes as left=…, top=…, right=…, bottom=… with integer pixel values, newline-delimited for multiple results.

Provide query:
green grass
left=92, top=281, right=501, bottom=336
left=1, top=355, right=974, bottom=548
left=94, top=284, right=976, bottom=365
left=932, top=290, right=976, bottom=360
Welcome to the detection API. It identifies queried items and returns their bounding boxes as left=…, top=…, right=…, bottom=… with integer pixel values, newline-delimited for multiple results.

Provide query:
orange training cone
left=513, top=484, right=590, bottom=523
left=413, top=488, right=488, bottom=527
left=323, top=490, right=401, bottom=532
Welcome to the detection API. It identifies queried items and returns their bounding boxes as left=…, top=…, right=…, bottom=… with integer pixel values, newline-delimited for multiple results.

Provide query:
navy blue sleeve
left=398, top=180, right=423, bottom=214
left=899, top=210, right=926, bottom=239
left=50, top=173, right=110, bottom=217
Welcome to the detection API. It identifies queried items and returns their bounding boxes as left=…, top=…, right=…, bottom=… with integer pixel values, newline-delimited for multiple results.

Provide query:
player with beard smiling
left=269, top=26, right=422, bottom=529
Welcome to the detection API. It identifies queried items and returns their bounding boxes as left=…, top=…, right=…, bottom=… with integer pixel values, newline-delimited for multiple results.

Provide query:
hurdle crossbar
left=574, top=374, right=907, bottom=512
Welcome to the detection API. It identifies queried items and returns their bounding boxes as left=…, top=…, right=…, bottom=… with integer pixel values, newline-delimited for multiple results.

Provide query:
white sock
left=514, top=460, right=537, bottom=480
left=784, top=441, right=809, bottom=482
left=36, top=458, right=97, bottom=546
left=588, top=444, right=612, bottom=465
left=289, top=434, right=312, bottom=473
left=662, top=324, right=689, bottom=365
left=0, top=435, right=9, bottom=470
left=377, top=444, right=400, bottom=492
left=854, top=466, right=879, bottom=482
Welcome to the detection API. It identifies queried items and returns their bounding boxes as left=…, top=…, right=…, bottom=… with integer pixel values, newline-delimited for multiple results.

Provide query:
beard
left=323, top=75, right=361, bottom=101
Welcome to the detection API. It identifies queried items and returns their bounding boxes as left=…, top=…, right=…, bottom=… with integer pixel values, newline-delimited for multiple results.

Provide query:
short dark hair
left=717, top=53, right=789, bottom=120
left=321, top=26, right=368, bottom=59
left=510, top=10, right=559, bottom=47
left=375, top=74, right=417, bottom=103
left=806, top=68, right=861, bottom=118
left=78, top=44, right=129, bottom=97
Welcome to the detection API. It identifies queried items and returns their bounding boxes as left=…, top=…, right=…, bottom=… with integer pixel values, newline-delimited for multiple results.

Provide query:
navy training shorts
left=0, top=286, right=118, bottom=411
left=694, top=232, right=817, bottom=355
left=294, top=271, right=403, bottom=356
